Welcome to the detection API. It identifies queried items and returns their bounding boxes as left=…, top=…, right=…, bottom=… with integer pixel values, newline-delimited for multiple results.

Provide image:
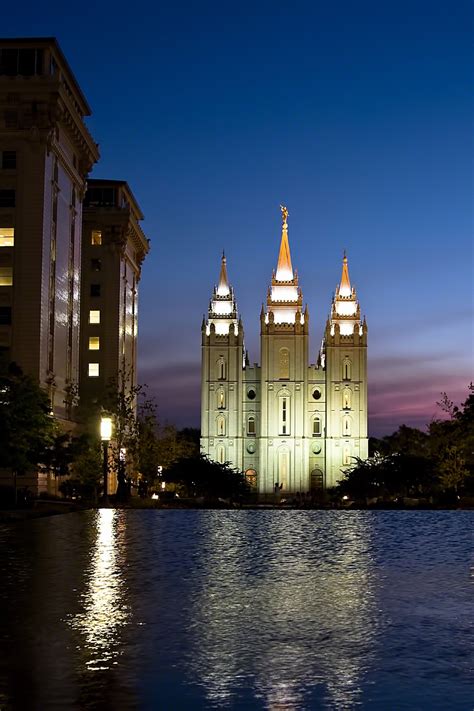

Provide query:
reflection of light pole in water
left=100, top=416, right=113, bottom=503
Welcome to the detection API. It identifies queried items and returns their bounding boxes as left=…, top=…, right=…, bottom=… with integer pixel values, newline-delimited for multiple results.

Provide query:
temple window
left=279, top=396, right=290, bottom=435
left=247, top=415, right=256, bottom=435
left=342, top=357, right=351, bottom=381
left=279, top=347, right=290, bottom=379
left=312, top=416, right=321, bottom=437
left=217, top=388, right=226, bottom=409
left=217, top=357, right=226, bottom=380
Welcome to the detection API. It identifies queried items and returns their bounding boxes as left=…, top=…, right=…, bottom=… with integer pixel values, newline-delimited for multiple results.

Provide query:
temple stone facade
left=201, top=207, right=368, bottom=492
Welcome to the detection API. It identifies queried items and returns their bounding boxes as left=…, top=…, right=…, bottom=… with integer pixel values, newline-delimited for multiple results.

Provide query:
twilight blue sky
left=5, top=1, right=473, bottom=435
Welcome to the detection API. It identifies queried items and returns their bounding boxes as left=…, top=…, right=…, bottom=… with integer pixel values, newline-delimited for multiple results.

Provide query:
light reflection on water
left=0, top=510, right=472, bottom=710
left=68, top=509, right=131, bottom=671
left=186, top=513, right=381, bottom=710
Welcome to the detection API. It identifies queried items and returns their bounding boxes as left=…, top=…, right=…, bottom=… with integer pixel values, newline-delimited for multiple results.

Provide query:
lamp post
left=100, top=416, right=113, bottom=503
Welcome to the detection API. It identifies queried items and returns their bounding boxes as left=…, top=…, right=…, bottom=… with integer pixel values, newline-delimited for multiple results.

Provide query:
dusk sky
left=6, top=1, right=473, bottom=435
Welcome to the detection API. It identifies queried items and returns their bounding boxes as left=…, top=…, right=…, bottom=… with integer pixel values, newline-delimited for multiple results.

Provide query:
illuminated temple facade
left=200, top=208, right=368, bottom=492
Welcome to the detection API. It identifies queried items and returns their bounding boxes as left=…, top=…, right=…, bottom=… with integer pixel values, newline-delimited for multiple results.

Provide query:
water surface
left=0, top=510, right=472, bottom=709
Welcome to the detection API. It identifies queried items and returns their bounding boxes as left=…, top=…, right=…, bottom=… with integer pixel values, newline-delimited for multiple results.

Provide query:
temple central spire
left=275, top=204, right=293, bottom=281
left=338, top=250, right=352, bottom=297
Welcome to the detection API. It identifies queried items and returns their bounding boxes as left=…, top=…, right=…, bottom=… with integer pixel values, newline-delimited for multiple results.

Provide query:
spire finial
left=280, top=204, right=289, bottom=227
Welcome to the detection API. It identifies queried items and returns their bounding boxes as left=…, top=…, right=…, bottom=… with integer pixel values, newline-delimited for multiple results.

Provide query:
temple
left=200, top=208, right=368, bottom=492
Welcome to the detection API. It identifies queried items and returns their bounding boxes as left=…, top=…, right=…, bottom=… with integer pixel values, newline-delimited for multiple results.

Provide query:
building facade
left=0, top=38, right=99, bottom=424
left=201, top=207, right=368, bottom=492
left=79, top=179, right=149, bottom=409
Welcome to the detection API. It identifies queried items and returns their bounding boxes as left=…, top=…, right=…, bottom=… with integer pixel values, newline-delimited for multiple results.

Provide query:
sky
left=5, top=1, right=473, bottom=436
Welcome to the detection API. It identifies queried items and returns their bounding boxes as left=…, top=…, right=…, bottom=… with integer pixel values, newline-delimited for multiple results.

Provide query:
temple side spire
left=338, top=250, right=351, bottom=297
left=330, top=251, right=360, bottom=335
left=275, top=204, right=293, bottom=281
left=217, top=251, right=230, bottom=296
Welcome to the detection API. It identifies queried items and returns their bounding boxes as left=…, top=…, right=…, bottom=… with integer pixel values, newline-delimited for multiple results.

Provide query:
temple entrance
left=310, top=469, right=324, bottom=492
left=278, top=448, right=290, bottom=491
left=245, top=469, right=257, bottom=491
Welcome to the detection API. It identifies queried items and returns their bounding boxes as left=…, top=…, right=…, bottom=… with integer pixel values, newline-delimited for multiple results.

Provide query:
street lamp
left=100, top=415, right=113, bottom=502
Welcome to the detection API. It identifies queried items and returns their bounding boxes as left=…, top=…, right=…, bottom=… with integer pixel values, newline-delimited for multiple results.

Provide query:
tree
left=431, top=383, right=474, bottom=493
left=0, top=363, right=55, bottom=501
left=61, top=440, right=102, bottom=502
left=436, top=445, right=469, bottom=493
left=164, top=454, right=249, bottom=500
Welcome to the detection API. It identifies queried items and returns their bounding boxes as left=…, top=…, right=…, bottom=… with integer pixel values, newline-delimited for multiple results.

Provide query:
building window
left=1, top=151, right=16, bottom=170
left=312, top=416, right=321, bottom=436
left=88, top=336, right=100, bottom=350
left=85, top=187, right=116, bottom=207
left=217, top=445, right=225, bottom=464
left=247, top=416, right=256, bottom=435
left=0, top=227, right=14, bottom=247
left=247, top=388, right=256, bottom=400
left=342, top=358, right=351, bottom=381
left=88, top=363, right=99, bottom=377
left=217, top=388, right=226, bottom=409
left=0, top=267, right=12, bottom=286
left=0, top=190, right=15, bottom=207
left=91, top=230, right=102, bottom=245
left=0, top=306, right=11, bottom=324
left=217, top=357, right=226, bottom=380
left=342, top=416, right=351, bottom=437
left=279, top=347, right=290, bottom=379
left=279, top=396, right=290, bottom=436
left=312, top=388, right=322, bottom=400
left=89, top=310, right=100, bottom=324
left=0, top=48, right=44, bottom=76
left=91, top=258, right=101, bottom=272
left=90, top=284, right=101, bottom=297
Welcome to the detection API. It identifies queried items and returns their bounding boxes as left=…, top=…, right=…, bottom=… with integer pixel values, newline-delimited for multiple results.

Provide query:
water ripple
left=0, top=510, right=472, bottom=710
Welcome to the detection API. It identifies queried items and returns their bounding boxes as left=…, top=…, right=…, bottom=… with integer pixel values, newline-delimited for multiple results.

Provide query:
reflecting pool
left=0, top=510, right=472, bottom=709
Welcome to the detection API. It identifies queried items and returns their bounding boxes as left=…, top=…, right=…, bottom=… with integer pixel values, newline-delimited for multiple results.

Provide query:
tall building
left=79, top=179, right=149, bottom=409
left=201, top=207, right=368, bottom=492
left=0, top=38, right=99, bottom=423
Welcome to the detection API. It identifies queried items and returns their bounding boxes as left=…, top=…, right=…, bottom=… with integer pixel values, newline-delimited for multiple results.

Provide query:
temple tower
left=322, top=253, right=368, bottom=487
left=259, top=206, right=310, bottom=493
left=201, top=254, right=245, bottom=469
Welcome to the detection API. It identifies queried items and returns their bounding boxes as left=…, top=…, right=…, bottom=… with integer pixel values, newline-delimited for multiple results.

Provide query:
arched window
left=312, top=416, right=321, bottom=437
left=342, top=357, right=351, bottom=381
left=343, top=447, right=351, bottom=466
left=245, top=469, right=257, bottom=490
left=279, top=348, right=290, bottom=379
left=217, top=445, right=225, bottom=464
left=217, top=388, right=226, bottom=409
left=247, top=415, right=256, bottom=435
left=279, top=395, right=290, bottom=435
left=217, top=357, right=226, bottom=380
left=342, top=416, right=351, bottom=437
left=343, top=387, right=351, bottom=409
left=217, top=415, right=226, bottom=437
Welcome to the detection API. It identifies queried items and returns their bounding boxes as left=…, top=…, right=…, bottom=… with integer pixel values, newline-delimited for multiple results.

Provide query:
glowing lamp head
left=100, top=416, right=113, bottom=441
